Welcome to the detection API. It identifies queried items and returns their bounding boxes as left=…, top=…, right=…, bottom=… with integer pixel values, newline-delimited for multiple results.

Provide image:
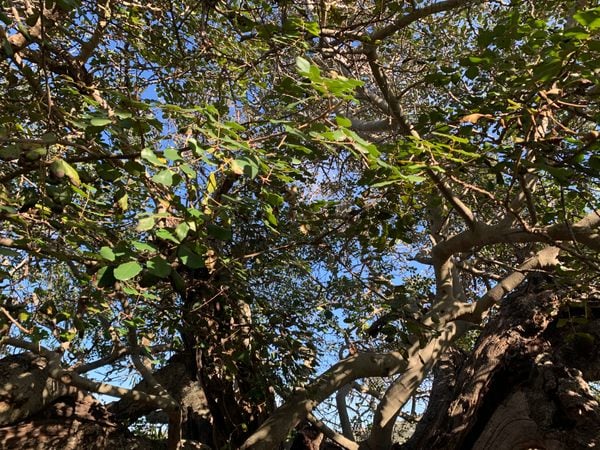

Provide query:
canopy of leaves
left=1, top=0, right=600, bottom=448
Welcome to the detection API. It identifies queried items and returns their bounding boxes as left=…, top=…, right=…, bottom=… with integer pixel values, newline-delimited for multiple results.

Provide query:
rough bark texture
left=402, top=278, right=600, bottom=449
left=110, top=354, right=213, bottom=444
left=289, top=421, right=346, bottom=450
left=0, top=390, right=164, bottom=449
left=0, top=352, right=80, bottom=425
left=0, top=352, right=213, bottom=449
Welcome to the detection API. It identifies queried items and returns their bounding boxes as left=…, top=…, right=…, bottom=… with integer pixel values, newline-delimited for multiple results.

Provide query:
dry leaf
left=460, top=113, right=494, bottom=124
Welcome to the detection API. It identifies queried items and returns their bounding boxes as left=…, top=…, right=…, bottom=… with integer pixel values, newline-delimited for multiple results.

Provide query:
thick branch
left=365, top=245, right=561, bottom=449
left=308, top=413, right=359, bottom=450
left=362, top=321, right=470, bottom=450
left=77, top=0, right=112, bottom=62
left=240, top=351, right=407, bottom=450
left=365, top=47, right=413, bottom=136
left=432, top=209, right=600, bottom=266
left=350, top=118, right=394, bottom=133
left=370, top=0, right=479, bottom=41
left=427, top=169, right=475, bottom=229
left=336, top=383, right=355, bottom=440
left=1, top=338, right=178, bottom=412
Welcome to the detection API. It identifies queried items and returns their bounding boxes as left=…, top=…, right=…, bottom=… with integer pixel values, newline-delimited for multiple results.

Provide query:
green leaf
left=115, top=109, right=133, bottom=119
left=296, top=56, right=311, bottom=74
left=187, top=208, right=207, bottom=220
left=263, top=190, right=284, bottom=207
left=50, top=159, right=81, bottom=186
left=155, top=228, right=181, bottom=243
left=335, top=116, right=352, bottom=127
left=175, top=222, right=190, bottom=241
left=207, top=224, right=232, bottom=240
left=147, top=256, right=172, bottom=278
left=116, top=192, right=128, bottom=211
left=432, top=132, right=469, bottom=144
left=90, top=117, right=112, bottom=127
left=468, top=55, right=490, bottom=65
left=141, top=147, right=167, bottom=167
left=122, top=286, right=140, bottom=295
left=132, top=241, right=158, bottom=252
left=178, top=245, right=204, bottom=269
left=114, top=261, right=143, bottom=281
left=96, top=266, right=116, bottom=288
left=24, top=148, right=47, bottom=161
left=231, top=157, right=259, bottom=178
left=533, top=57, right=562, bottom=82
left=99, top=246, right=116, bottom=261
left=170, top=270, right=186, bottom=295
left=180, top=163, right=197, bottom=179
left=264, top=206, right=278, bottom=226
left=164, top=147, right=183, bottom=161
left=152, top=169, right=174, bottom=186
left=136, top=216, right=155, bottom=232
left=304, top=21, right=320, bottom=36
left=187, top=138, right=205, bottom=157
left=574, top=7, right=600, bottom=30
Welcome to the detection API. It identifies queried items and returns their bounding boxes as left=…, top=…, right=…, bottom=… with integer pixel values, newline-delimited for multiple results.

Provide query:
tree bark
left=0, top=389, right=164, bottom=449
left=402, top=278, right=600, bottom=449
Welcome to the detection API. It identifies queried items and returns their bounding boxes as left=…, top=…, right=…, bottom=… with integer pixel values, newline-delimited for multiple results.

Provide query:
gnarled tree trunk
left=402, top=279, right=600, bottom=449
left=0, top=353, right=163, bottom=449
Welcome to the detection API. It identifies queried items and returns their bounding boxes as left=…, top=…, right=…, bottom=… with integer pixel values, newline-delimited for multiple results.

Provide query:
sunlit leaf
left=114, top=261, right=143, bottom=281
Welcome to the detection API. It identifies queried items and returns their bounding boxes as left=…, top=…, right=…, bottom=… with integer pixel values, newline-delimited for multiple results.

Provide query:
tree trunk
left=402, top=278, right=600, bottom=449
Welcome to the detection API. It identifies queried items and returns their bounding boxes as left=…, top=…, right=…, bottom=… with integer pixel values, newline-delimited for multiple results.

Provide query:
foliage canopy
left=1, top=0, right=600, bottom=448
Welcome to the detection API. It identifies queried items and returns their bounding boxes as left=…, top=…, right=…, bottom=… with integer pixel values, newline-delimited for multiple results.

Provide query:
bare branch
left=128, top=328, right=172, bottom=400
left=365, top=47, right=414, bottom=136
left=73, top=346, right=128, bottom=374
left=308, top=413, right=359, bottom=450
left=240, top=351, right=407, bottom=450
left=335, top=383, right=355, bottom=440
left=427, top=169, right=476, bottom=229
left=1, top=338, right=178, bottom=411
left=77, top=0, right=112, bottom=62
left=0, top=307, right=31, bottom=334
left=350, top=118, right=394, bottom=133
left=370, top=0, right=481, bottom=42
left=364, top=321, right=471, bottom=449
left=432, top=209, right=600, bottom=266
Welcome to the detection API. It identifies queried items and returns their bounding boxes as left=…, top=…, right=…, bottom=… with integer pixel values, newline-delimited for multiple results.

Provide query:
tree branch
left=427, top=169, right=476, bottom=229
left=240, top=351, right=407, bottom=449
left=363, top=320, right=471, bottom=449
left=370, top=0, right=480, bottom=42
left=335, top=383, right=355, bottom=440
left=1, top=338, right=178, bottom=412
left=308, top=412, right=359, bottom=450
left=365, top=244, right=560, bottom=449
left=77, top=0, right=112, bottom=62
left=432, top=209, right=600, bottom=267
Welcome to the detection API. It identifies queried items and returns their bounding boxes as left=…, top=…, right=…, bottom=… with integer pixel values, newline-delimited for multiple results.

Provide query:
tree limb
left=427, top=169, right=476, bottom=229
left=370, top=0, right=481, bottom=42
left=240, top=351, right=408, bottom=450
left=308, top=412, right=359, bottom=450
left=0, top=338, right=178, bottom=412
left=364, top=244, right=560, bottom=449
